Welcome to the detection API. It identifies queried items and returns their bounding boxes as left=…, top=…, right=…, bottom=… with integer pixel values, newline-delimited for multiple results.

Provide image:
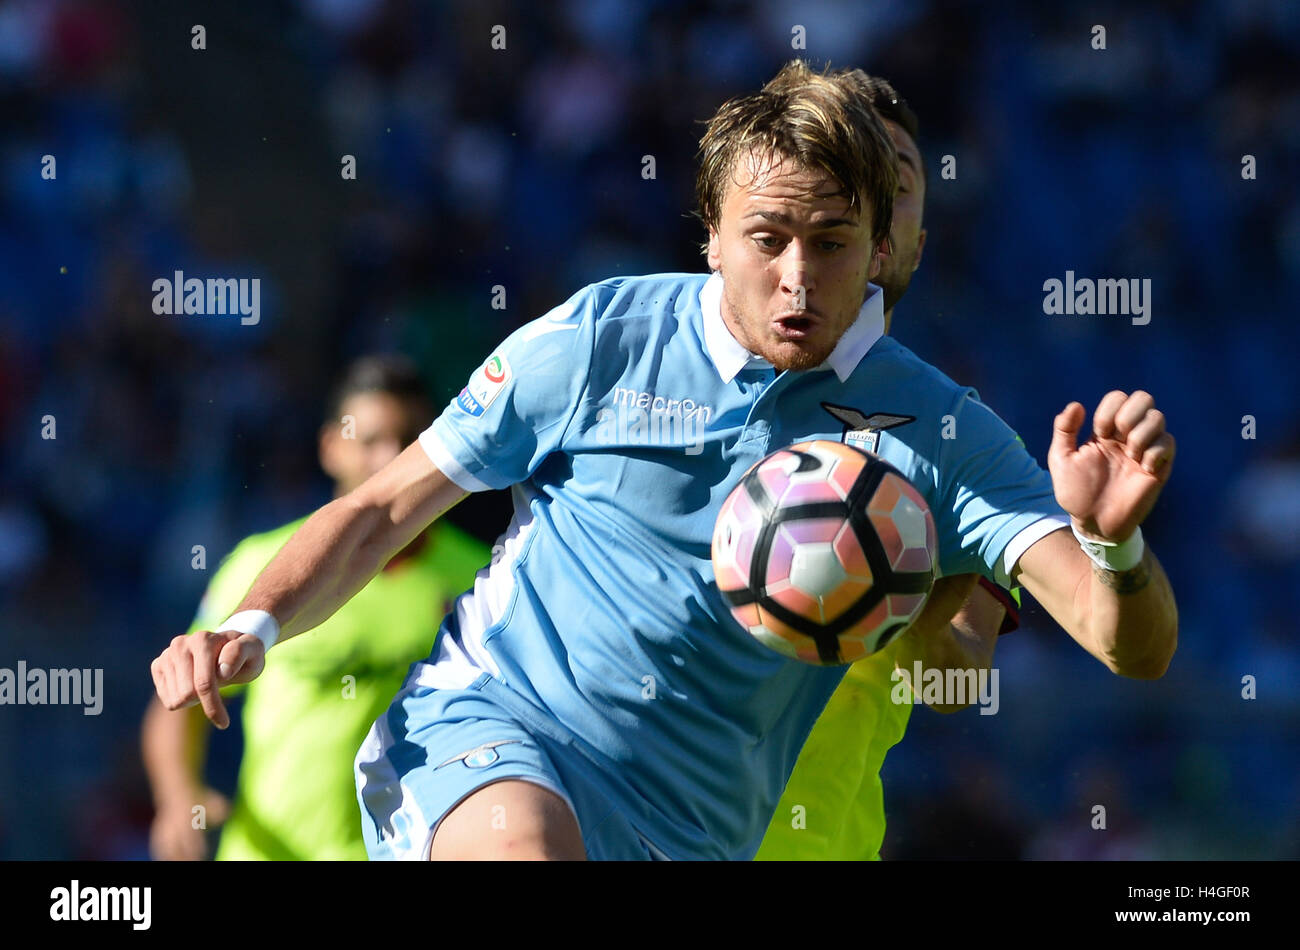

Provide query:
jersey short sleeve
left=933, top=390, right=1068, bottom=586
left=420, top=285, right=600, bottom=492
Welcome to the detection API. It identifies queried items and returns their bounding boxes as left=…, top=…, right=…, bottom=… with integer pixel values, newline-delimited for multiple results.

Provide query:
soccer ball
left=711, top=440, right=937, bottom=665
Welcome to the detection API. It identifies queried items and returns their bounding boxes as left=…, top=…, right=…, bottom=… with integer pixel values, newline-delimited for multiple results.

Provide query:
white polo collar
left=699, top=271, right=885, bottom=384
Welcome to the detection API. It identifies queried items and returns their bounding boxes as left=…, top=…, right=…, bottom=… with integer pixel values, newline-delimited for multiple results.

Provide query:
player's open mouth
left=773, top=314, right=816, bottom=340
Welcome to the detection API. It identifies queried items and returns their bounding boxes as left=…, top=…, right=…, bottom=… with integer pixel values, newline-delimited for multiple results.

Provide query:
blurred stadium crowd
left=1, top=0, right=1297, bottom=858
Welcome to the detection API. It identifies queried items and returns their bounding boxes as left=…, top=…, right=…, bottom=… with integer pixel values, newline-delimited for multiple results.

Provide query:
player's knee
left=430, top=780, right=585, bottom=860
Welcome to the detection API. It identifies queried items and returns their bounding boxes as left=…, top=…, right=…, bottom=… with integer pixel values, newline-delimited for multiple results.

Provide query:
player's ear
left=867, top=234, right=890, bottom=281
left=706, top=228, right=722, bottom=272
left=912, top=227, right=927, bottom=273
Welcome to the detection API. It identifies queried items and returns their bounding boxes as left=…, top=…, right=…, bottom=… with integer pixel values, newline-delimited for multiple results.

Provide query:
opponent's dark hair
left=327, top=354, right=432, bottom=425
left=844, top=69, right=924, bottom=194
left=844, top=71, right=919, bottom=145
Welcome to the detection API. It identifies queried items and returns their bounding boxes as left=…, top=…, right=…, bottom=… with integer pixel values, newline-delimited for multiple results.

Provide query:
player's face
left=707, top=150, right=888, bottom=372
left=320, top=392, right=421, bottom=495
left=872, top=121, right=927, bottom=315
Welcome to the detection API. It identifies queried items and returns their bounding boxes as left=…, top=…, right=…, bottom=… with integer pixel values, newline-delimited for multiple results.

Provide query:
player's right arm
left=155, top=282, right=602, bottom=728
left=150, top=443, right=467, bottom=727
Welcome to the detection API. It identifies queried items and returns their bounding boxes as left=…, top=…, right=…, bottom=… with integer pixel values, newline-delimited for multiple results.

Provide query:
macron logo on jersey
left=457, top=354, right=511, bottom=417
left=612, top=387, right=713, bottom=423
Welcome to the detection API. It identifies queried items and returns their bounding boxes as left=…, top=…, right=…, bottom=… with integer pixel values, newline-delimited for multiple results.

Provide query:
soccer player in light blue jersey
left=151, top=60, right=1179, bottom=861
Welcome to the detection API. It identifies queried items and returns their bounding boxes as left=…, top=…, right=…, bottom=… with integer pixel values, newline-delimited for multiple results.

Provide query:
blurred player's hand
left=151, top=630, right=266, bottom=729
left=149, top=786, right=230, bottom=861
left=1049, top=390, right=1176, bottom=543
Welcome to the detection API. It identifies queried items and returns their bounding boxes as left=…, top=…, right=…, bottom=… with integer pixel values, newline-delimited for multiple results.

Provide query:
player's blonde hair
left=694, top=59, right=899, bottom=253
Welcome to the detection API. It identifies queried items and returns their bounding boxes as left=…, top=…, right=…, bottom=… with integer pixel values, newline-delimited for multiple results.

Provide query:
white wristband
left=1071, top=524, right=1146, bottom=572
left=219, top=609, right=280, bottom=651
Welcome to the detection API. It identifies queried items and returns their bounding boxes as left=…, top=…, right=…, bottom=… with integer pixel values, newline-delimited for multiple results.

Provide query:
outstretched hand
left=1048, top=390, right=1176, bottom=543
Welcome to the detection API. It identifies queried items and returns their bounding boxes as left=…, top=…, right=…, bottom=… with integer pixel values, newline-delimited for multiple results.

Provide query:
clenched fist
left=150, top=629, right=266, bottom=729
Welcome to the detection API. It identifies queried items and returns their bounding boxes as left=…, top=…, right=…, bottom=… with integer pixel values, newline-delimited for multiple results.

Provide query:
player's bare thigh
left=429, top=779, right=586, bottom=860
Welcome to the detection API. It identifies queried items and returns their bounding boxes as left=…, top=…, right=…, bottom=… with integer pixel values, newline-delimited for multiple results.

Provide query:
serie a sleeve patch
left=456, top=353, right=512, bottom=416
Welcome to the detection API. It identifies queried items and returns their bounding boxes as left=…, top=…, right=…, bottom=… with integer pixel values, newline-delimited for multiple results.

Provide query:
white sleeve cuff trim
left=418, top=427, right=493, bottom=493
left=999, top=515, right=1072, bottom=586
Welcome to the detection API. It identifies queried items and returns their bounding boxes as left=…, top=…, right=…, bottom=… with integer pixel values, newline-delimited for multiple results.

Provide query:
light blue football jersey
left=413, top=271, right=1068, bottom=859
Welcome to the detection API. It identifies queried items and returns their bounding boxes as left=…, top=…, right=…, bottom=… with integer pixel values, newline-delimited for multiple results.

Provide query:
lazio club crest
left=820, top=403, right=915, bottom=454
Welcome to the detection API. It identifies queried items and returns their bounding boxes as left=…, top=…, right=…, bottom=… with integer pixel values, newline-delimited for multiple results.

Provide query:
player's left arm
left=1013, top=391, right=1178, bottom=679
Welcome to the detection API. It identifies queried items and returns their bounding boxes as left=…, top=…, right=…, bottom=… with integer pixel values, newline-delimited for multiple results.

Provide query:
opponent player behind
left=150, top=60, right=1178, bottom=861
left=141, top=356, right=489, bottom=860
left=756, top=73, right=1015, bottom=862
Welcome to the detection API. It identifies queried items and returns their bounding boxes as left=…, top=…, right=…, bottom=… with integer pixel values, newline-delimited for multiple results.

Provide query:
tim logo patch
left=457, top=353, right=511, bottom=417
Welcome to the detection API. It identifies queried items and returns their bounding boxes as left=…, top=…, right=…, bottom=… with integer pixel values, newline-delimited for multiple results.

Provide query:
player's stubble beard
left=718, top=266, right=871, bottom=373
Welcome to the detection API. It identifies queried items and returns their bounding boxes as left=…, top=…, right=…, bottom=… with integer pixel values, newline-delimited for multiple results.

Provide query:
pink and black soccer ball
left=711, top=440, right=938, bottom=665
